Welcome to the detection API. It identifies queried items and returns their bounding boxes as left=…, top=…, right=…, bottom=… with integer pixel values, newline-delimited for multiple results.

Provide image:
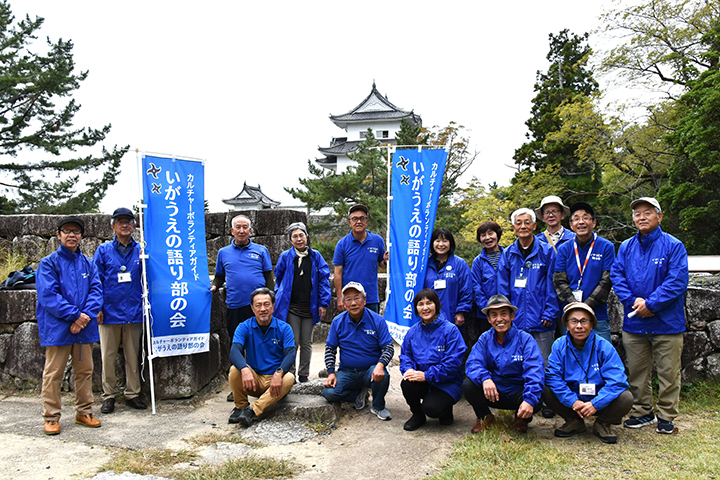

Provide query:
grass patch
left=681, top=381, right=720, bottom=414
left=186, top=431, right=262, bottom=448
left=101, top=448, right=198, bottom=476
left=174, top=457, right=300, bottom=480
left=0, top=248, right=28, bottom=281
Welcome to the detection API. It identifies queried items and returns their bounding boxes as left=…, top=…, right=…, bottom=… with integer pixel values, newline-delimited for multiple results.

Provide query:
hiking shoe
left=370, top=407, right=392, bottom=421
left=656, top=417, right=676, bottom=434
left=44, top=420, right=61, bottom=435
left=623, top=413, right=656, bottom=429
left=75, top=413, right=101, bottom=428
left=226, top=391, right=234, bottom=402
left=353, top=388, right=368, bottom=410
left=593, top=420, right=617, bottom=444
left=238, top=405, right=256, bottom=427
left=403, top=413, right=426, bottom=431
left=554, top=418, right=586, bottom=438
left=228, top=407, right=244, bottom=424
left=471, top=414, right=495, bottom=434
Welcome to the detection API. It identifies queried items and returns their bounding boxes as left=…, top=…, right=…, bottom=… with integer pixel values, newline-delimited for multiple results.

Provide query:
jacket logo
left=367, top=247, right=379, bottom=254
left=82, top=273, right=90, bottom=279
left=512, top=354, right=524, bottom=362
left=364, top=329, right=376, bottom=335
left=249, top=253, right=260, bottom=259
left=652, top=257, right=666, bottom=266
left=436, top=345, right=446, bottom=352
left=271, top=338, right=280, bottom=345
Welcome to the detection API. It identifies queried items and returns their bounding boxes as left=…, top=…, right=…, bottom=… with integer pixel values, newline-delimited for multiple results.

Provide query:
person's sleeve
left=92, top=247, right=107, bottom=284
left=542, top=251, right=560, bottom=322
left=378, top=343, right=394, bottom=367
left=496, top=252, right=510, bottom=297
left=425, top=325, right=467, bottom=384
left=280, top=346, right=296, bottom=374
left=82, top=260, right=103, bottom=318
left=465, top=336, right=491, bottom=385
left=585, top=271, right=612, bottom=309
left=36, top=259, right=80, bottom=322
left=553, top=271, right=576, bottom=305
left=215, top=250, right=225, bottom=275
left=317, top=254, right=332, bottom=308
left=471, top=256, right=487, bottom=310
left=610, top=243, right=634, bottom=309
left=230, top=322, right=248, bottom=370
left=377, top=236, right=386, bottom=266
left=333, top=239, right=344, bottom=267
left=522, top=336, right=546, bottom=406
left=263, top=270, right=275, bottom=290
left=324, top=344, right=338, bottom=374
left=274, top=252, right=287, bottom=292
left=399, top=332, right=415, bottom=375
left=645, top=240, right=689, bottom=313
left=262, top=248, right=272, bottom=272
left=592, top=343, right=629, bottom=411
left=545, top=338, right=579, bottom=408
left=455, top=260, right=473, bottom=313
left=279, top=323, right=296, bottom=372
left=211, top=273, right=226, bottom=289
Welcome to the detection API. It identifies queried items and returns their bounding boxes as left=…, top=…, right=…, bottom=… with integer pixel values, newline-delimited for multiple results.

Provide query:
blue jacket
left=471, top=247, right=503, bottom=318
left=497, top=239, right=560, bottom=332
left=611, top=226, right=688, bottom=335
left=274, top=247, right=331, bottom=324
left=465, top=324, right=545, bottom=406
left=546, top=331, right=629, bottom=411
left=399, top=315, right=467, bottom=401
left=424, top=254, right=473, bottom=324
left=36, top=245, right=102, bottom=347
left=93, top=237, right=143, bottom=325
left=536, top=228, right=575, bottom=250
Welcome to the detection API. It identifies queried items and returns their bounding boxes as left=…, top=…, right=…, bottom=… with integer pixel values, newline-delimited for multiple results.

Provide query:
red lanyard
left=573, top=233, right=596, bottom=289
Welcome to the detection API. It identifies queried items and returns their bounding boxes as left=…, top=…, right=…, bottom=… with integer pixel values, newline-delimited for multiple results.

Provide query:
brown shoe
left=512, top=414, right=530, bottom=433
left=44, top=420, right=61, bottom=435
left=76, top=413, right=101, bottom=428
left=471, top=414, right=496, bottom=434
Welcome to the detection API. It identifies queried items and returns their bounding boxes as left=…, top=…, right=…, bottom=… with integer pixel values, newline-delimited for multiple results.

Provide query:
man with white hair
left=611, top=197, right=688, bottom=435
left=535, top=195, right=574, bottom=252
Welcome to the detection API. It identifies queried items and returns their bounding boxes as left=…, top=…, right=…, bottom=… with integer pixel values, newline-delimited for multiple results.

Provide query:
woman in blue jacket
left=400, top=289, right=467, bottom=431
left=471, top=221, right=504, bottom=332
left=543, top=303, right=633, bottom=444
left=274, top=222, right=331, bottom=383
left=424, top=228, right=473, bottom=330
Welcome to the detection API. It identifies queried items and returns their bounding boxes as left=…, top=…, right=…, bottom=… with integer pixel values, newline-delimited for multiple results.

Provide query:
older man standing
left=333, top=204, right=387, bottom=313
left=37, top=216, right=103, bottom=435
left=228, top=288, right=296, bottom=427
left=553, top=202, right=616, bottom=342
left=535, top=195, right=574, bottom=252
left=611, top=197, right=688, bottom=435
left=94, top=208, right=146, bottom=414
left=322, top=282, right=394, bottom=421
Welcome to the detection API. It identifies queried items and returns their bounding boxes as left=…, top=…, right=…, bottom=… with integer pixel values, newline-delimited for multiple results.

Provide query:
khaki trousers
left=99, top=323, right=143, bottom=400
left=42, top=344, right=94, bottom=421
left=229, top=366, right=294, bottom=416
left=623, top=332, right=683, bottom=421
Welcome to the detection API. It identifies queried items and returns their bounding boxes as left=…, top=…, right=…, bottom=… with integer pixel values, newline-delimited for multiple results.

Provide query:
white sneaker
left=370, top=407, right=392, bottom=421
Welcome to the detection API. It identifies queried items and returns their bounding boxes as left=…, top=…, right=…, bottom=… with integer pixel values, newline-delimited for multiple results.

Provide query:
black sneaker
left=623, top=412, right=656, bottom=429
left=542, top=406, right=556, bottom=418
left=228, top=407, right=243, bottom=424
left=238, top=405, right=256, bottom=427
left=656, top=417, right=676, bottom=434
left=403, top=413, right=426, bottom=431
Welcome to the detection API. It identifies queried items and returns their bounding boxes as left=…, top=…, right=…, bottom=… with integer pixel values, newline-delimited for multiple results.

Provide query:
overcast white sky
left=13, top=0, right=622, bottom=213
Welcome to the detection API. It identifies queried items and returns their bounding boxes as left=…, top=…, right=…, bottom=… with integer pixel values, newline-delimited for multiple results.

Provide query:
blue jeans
left=322, top=365, right=390, bottom=410
left=594, top=319, right=611, bottom=344
left=530, top=330, right=554, bottom=366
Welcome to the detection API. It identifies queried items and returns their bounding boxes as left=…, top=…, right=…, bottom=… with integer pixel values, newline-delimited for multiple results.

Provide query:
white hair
left=232, top=214, right=252, bottom=230
left=511, top=208, right=536, bottom=224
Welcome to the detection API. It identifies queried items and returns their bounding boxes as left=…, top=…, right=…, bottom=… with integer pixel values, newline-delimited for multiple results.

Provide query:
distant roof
left=318, top=139, right=361, bottom=156
left=330, top=83, right=421, bottom=128
left=222, top=182, right=280, bottom=208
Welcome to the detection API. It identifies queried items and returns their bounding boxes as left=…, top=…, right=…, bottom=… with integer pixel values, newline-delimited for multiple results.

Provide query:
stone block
left=226, top=211, right=258, bottom=233
left=607, top=291, right=624, bottom=334
left=206, top=236, right=231, bottom=271
left=253, top=235, right=289, bottom=265
left=205, top=212, right=227, bottom=237
left=0, top=215, right=27, bottom=237
left=708, top=320, right=720, bottom=349
left=290, top=378, right=325, bottom=396
left=80, top=237, right=104, bottom=259
left=705, top=353, right=720, bottom=382
left=45, top=237, right=60, bottom=257
left=313, top=322, right=330, bottom=344
left=265, top=392, right=337, bottom=423
left=90, top=214, right=114, bottom=240
left=253, top=209, right=306, bottom=237
left=0, top=290, right=38, bottom=324
left=682, top=357, right=705, bottom=383
left=685, top=288, right=720, bottom=325
left=12, top=235, right=46, bottom=264
left=682, top=331, right=711, bottom=368
left=0, top=333, right=11, bottom=363
left=5, top=322, right=44, bottom=382
left=24, top=215, right=58, bottom=237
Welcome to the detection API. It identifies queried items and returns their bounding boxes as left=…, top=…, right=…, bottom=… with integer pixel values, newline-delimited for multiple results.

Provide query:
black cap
left=112, top=207, right=135, bottom=219
left=348, top=204, right=369, bottom=216
left=569, top=202, right=595, bottom=218
left=57, top=216, right=85, bottom=234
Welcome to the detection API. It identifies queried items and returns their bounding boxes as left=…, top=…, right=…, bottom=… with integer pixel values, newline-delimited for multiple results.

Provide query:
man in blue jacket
left=611, top=197, right=688, bottom=435
left=228, top=288, right=296, bottom=427
left=463, top=295, right=545, bottom=434
left=553, top=202, right=616, bottom=342
left=37, top=216, right=103, bottom=435
left=94, top=208, right=146, bottom=414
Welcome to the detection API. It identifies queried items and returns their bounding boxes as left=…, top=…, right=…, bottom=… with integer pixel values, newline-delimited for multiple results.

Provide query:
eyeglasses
left=544, top=209, right=562, bottom=216
left=115, top=218, right=136, bottom=225
left=343, top=296, right=364, bottom=304
left=60, top=229, right=82, bottom=235
left=349, top=216, right=368, bottom=223
left=568, top=319, right=590, bottom=326
left=291, top=233, right=306, bottom=240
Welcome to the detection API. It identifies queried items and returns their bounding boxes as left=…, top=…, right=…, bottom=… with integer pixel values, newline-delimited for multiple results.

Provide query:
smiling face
left=569, top=209, right=596, bottom=242
left=58, top=222, right=82, bottom=252
left=433, top=235, right=451, bottom=258
left=416, top=298, right=438, bottom=324
left=112, top=216, right=136, bottom=243
left=343, top=287, right=366, bottom=320
left=633, top=203, right=663, bottom=235
left=487, top=307, right=514, bottom=336
left=251, top=293, right=274, bottom=324
left=480, top=229, right=499, bottom=252
left=232, top=217, right=252, bottom=245
left=512, top=213, right=536, bottom=241
left=290, top=228, right=307, bottom=250
left=566, top=309, right=593, bottom=346
left=348, top=212, right=368, bottom=236
left=542, top=203, right=565, bottom=228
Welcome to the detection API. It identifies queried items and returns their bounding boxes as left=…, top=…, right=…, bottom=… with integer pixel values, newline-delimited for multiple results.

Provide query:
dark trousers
left=462, top=377, right=541, bottom=419
left=227, top=305, right=254, bottom=338
left=400, top=380, right=455, bottom=418
left=542, top=387, right=634, bottom=425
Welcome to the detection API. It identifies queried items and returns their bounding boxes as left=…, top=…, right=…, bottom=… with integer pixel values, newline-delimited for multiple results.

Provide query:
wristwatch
left=275, top=368, right=283, bottom=375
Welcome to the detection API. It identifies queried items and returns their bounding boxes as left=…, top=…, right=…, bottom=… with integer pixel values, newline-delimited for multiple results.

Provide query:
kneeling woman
left=463, top=295, right=545, bottom=434
left=543, top=302, right=632, bottom=444
left=399, top=289, right=467, bottom=431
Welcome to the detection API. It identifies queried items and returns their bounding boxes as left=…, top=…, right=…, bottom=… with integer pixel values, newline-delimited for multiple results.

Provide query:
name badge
left=579, top=383, right=596, bottom=396
left=434, top=279, right=447, bottom=290
left=118, top=272, right=132, bottom=283
left=572, top=289, right=583, bottom=302
left=514, top=277, right=527, bottom=288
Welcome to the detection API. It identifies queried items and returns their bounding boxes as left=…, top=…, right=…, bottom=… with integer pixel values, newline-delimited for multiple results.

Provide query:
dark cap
left=569, top=202, right=595, bottom=218
left=481, top=294, right=518, bottom=316
left=112, top=207, right=135, bottom=219
left=57, top=216, right=85, bottom=234
left=348, top=204, right=369, bottom=216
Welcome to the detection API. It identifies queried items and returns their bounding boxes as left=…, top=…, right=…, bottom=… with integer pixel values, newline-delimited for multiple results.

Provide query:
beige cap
left=561, top=302, right=598, bottom=329
left=535, top=195, right=570, bottom=218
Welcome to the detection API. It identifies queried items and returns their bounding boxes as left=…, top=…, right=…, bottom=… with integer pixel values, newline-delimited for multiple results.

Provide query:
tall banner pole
left=385, top=145, right=393, bottom=310
left=136, top=149, right=157, bottom=414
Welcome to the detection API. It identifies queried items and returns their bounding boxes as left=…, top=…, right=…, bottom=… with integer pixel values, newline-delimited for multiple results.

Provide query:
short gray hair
left=511, top=208, right=536, bottom=224
left=250, top=287, right=275, bottom=305
left=232, top=214, right=252, bottom=230
left=287, top=222, right=308, bottom=240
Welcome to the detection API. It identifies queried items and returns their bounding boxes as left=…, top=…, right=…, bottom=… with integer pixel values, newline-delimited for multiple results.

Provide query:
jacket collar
left=564, top=329, right=596, bottom=352
left=494, top=323, right=518, bottom=345
left=637, top=225, right=663, bottom=247
left=58, top=244, right=82, bottom=259
left=249, top=315, right=279, bottom=331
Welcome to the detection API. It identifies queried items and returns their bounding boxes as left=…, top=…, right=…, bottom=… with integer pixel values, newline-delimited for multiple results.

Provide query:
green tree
left=395, top=118, right=429, bottom=147
left=0, top=1, right=126, bottom=213
left=457, top=177, right=516, bottom=249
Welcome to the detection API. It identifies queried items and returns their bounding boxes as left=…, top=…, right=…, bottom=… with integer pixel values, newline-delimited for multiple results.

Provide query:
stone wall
left=0, top=210, right=304, bottom=398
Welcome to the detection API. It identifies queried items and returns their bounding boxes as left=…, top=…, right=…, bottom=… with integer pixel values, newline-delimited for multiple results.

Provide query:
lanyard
left=573, top=233, right=596, bottom=289
left=568, top=336, right=596, bottom=383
